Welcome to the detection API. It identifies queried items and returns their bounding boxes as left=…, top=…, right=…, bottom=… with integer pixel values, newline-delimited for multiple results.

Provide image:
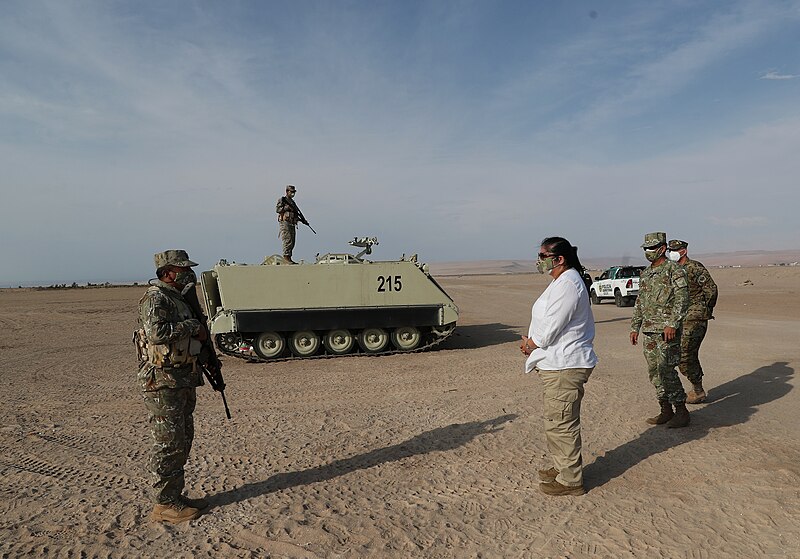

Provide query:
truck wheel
left=289, top=330, right=320, bottom=357
left=590, top=290, right=599, bottom=305
left=624, top=296, right=635, bottom=307
left=614, top=290, right=624, bottom=307
left=324, top=329, right=354, bottom=355
left=358, top=328, right=389, bottom=353
left=391, top=326, right=421, bottom=351
left=254, top=331, right=285, bottom=359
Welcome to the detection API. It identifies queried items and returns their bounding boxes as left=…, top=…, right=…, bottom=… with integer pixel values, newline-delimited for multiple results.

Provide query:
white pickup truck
left=589, top=266, right=645, bottom=307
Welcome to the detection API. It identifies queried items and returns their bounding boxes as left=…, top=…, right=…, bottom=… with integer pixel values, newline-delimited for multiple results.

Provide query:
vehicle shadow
left=585, top=361, right=794, bottom=490
left=208, top=413, right=518, bottom=508
left=442, top=323, right=522, bottom=349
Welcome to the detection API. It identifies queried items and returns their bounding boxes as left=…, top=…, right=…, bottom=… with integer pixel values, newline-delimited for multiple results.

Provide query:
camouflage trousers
left=142, top=387, right=196, bottom=505
left=642, top=332, right=686, bottom=405
left=279, top=221, right=296, bottom=258
left=538, top=367, right=593, bottom=487
left=679, top=321, right=708, bottom=385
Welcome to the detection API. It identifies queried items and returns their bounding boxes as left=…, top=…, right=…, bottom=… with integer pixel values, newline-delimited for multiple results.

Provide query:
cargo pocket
left=663, top=340, right=681, bottom=368
left=544, top=389, right=580, bottom=421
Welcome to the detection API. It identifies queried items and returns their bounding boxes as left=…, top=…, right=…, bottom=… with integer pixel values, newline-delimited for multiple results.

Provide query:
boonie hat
left=668, top=239, right=688, bottom=250
left=641, top=232, right=667, bottom=249
left=154, top=249, right=198, bottom=269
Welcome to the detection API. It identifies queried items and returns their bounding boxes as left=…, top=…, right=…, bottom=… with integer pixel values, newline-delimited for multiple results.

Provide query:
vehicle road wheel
left=254, top=331, right=285, bottom=359
left=614, top=290, right=624, bottom=307
left=324, top=329, right=354, bottom=355
left=391, top=326, right=421, bottom=351
left=216, top=333, right=242, bottom=353
left=358, top=328, right=389, bottom=353
left=590, top=290, right=599, bottom=305
left=289, top=330, right=320, bottom=357
left=624, top=296, right=636, bottom=307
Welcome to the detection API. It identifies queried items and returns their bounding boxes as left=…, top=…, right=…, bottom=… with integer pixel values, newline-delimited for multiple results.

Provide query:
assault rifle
left=302, top=220, right=317, bottom=235
left=280, top=196, right=316, bottom=234
left=183, top=283, right=232, bottom=419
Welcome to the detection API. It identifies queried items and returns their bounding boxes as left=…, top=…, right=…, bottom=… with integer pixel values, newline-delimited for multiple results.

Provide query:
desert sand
left=1, top=266, right=799, bottom=558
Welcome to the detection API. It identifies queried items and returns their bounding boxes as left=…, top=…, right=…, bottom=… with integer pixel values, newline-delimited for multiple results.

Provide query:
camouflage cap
left=154, top=250, right=198, bottom=269
left=641, top=232, right=667, bottom=249
left=286, top=184, right=296, bottom=192
left=668, top=239, right=688, bottom=250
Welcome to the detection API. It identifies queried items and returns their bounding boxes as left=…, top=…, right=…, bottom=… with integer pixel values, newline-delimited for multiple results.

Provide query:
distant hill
left=429, top=249, right=800, bottom=276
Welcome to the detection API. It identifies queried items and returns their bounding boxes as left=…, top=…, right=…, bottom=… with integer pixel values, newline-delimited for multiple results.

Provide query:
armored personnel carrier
left=200, top=237, right=458, bottom=361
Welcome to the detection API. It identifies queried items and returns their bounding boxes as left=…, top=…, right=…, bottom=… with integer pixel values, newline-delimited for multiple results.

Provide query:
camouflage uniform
left=134, top=252, right=204, bottom=506
left=675, top=251, right=718, bottom=385
left=276, top=185, right=305, bottom=260
left=631, top=245, right=689, bottom=405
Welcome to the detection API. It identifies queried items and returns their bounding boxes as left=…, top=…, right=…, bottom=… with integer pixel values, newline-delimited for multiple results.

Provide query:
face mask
left=667, top=250, right=681, bottom=262
left=174, top=269, right=197, bottom=288
left=644, top=247, right=663, bottom=262
left=536, top=256, right=559, bottom=274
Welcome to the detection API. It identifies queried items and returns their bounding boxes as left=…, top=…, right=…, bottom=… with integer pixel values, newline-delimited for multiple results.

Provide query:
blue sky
left=1, top=0, right=799, bottom=285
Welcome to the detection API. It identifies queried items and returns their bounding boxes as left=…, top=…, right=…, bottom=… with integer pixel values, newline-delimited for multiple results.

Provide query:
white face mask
left=667, top=250, right=681, bottom=262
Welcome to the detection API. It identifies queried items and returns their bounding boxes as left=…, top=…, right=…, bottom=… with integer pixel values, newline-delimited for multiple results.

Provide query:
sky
left=1, top=0, right=799, bottom=285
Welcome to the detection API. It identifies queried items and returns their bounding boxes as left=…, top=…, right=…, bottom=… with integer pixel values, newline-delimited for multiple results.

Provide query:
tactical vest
left=277, top=196, right=298, bottom=224
left=134, top=285, right=201, bottom=370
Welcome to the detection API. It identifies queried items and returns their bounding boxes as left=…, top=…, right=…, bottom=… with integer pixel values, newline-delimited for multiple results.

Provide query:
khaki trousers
left=537, top=367, right=594, bottom=487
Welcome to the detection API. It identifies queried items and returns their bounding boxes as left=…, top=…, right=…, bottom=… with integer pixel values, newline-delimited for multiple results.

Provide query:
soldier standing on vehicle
left=276, top=184, right=310, bottom=264
left=630, top=232, right=691, bottom=428
left=134, top=250, right=209, bottom=523
left=667, top=239, right=718, bottom=404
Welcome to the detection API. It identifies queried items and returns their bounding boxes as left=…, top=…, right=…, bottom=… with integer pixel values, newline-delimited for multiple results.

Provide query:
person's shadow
left=209, top=414, right=517, bottom=508
left=585, top=361, right=794, bottom=489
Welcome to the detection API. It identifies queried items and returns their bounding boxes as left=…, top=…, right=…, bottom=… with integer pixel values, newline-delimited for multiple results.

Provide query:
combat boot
left=667, top=403, right=690, bottom=429
left=538, top=467, right=558, bottom=482
left=283, top=255, right=296, bottom=264
left=646, top=401, right=674, bottom=425
left=539, top=480, right=586, bottom=496
left=686, top=383, right=707, bottom=404
left=150, top=502, right=201, bottom=523
left=181, top=495, right=209, bottom=510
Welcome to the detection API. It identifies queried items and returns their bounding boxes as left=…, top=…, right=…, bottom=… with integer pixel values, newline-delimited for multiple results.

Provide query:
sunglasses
left=537, top=253, right=558, bottom=259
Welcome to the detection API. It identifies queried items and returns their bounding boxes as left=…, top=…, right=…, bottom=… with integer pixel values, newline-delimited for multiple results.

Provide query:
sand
left=1, top=266, right=799, bottom=558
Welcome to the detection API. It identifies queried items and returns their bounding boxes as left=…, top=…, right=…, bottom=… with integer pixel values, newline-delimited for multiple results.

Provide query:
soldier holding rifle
left=276, top=184, right=314, bottom=264
left=134, top=250, right=226, bottom=523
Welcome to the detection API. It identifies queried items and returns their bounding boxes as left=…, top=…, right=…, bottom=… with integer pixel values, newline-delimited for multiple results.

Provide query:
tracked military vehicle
left=200, top=237, right=458, bottom=361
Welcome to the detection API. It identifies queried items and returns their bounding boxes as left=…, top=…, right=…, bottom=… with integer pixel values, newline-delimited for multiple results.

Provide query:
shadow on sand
left=210, top=414, right=518, bottom=508
left=585, top=361, right=794, bottom=490
left=442, top=323, right=521, bottom=349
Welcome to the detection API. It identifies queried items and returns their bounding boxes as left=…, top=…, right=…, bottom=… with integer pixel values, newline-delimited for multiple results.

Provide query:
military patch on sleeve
left=674, top=275, right=688, bottom=288
left=698, top=275, right=707, bottom=284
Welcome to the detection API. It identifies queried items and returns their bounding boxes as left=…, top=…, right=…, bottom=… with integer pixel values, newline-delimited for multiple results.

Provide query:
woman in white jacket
left=521, top=237, right=598, bottom=496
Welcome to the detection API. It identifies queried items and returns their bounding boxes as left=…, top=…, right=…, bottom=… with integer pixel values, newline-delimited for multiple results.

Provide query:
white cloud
left=760, top=70, right=799, bottom=80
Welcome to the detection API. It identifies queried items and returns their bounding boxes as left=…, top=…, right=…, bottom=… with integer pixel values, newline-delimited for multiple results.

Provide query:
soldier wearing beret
left=133, top=250, right=209, bottom=523
left=630, top=232, right=691, bottom=428
left=667, top=239, right=718, bottom=404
